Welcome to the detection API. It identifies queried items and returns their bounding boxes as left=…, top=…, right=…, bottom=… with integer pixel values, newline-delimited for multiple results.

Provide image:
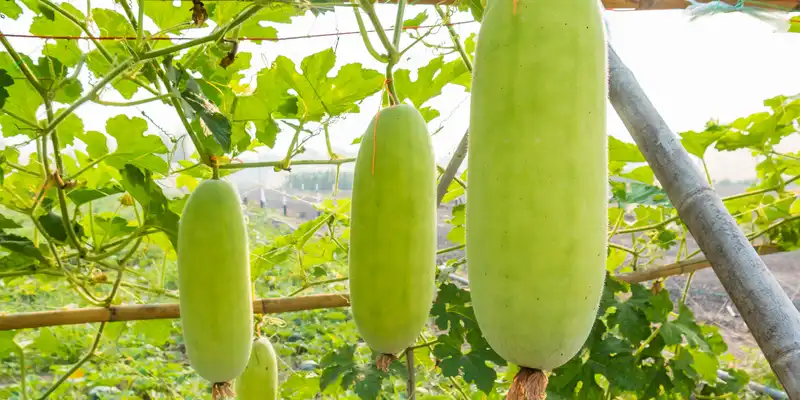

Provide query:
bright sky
left=3, top=2, right=800, bottom=187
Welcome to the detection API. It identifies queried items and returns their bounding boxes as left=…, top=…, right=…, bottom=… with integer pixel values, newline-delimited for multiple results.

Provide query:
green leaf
left=0, top=231, right=48, bottom=263
left=34, top=328, right=65, bottom=356
left=104, top=115, right=170, bottom=174
left=0, top=0, right=23, bottom=19
left=688, top=348, right=719, bottom=382
left=83, top=130, right=110, bottom=159
left=0, top=331, right=19, bottom=358
left=238, top=5, right=295, bottom=43
left=67, top=184, right=125, bottom=206
left=0, top=213, right=22, bottom=229
left=608, top=136, right=644, bottom=163
left=29, top=2, right=84, bottom=37
left=119, top=164, right=179, bottom=249
left=0, top=54, right=44, bottom=138
left=38, top=212, right=84, bottom=243
left=144, top=2, right=191, bottom=32
left=619, top=165, right=654, bottom=185
left=394, top=56, right=470, bottom=109
left=0, top=253, right=37, bottom=272
left=464, top=33, right=477, bottom=60
left=319, top=344, right=356, bottom=391
left=352, top=367, right=384, bottom=400
left=611, top=182, right=671, bottom=207
left=659, top=304, right=708, bottom=351
left=403, top=10, right=428, bottom=27
left=680, top=126, right=725, bottom=159
left=0, top=69, right=12, bottom=108
left=644, top=288, right=673, bottom=324
left=181, top=85, right=232, bottom=153
left=50, top=110, right=84, bottom=149
left=430, top=283, right=504, bottom=393
left=43, top=40, right=83, bottom=68
left=273, top=50, right=384, bottom=121
left=92, top=8, right=135, bottom=36
left=94, top=215, right=136, bottom=241
left=132, top=319, right=173, bottom=347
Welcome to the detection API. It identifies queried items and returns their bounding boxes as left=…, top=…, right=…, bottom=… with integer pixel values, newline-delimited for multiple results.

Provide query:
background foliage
left=1, top=0, right=798, bottom=399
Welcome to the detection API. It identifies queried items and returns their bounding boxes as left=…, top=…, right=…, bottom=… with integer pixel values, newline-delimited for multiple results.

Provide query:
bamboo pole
left=2, top=246, right=795, bottom=331
left=0, top=293, right=350, bottom=331
left=608, top=45, right=800, bottom=398
left=617, top=244, right=784, bottom=283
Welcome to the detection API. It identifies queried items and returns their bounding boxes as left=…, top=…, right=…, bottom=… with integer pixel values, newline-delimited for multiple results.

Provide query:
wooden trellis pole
left=0, top=294, right=350, bottom=331
left=608, top=45, right=800, bottom=398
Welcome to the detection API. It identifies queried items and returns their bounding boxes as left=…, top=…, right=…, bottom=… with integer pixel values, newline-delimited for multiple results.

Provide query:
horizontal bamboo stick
left=618, top=244, right=784, bottom=283
left=0, top=293, right=350, bottom=331
left=2, top=246, right=793, bottom=331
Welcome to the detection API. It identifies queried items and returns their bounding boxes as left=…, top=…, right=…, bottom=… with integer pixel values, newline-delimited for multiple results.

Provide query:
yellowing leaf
left=176, top=174, right=199, bottom=191
left=68, top=368, right=85, bottom=379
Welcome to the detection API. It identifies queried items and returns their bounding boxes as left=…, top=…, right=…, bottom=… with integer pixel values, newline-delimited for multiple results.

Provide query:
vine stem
left=436, top=244, right=464, bottom=255
left=392, top=0, right=407, bottom=50
left=353, top=7, right=389, bottom=63
left=435, top=5, right=473, bottom=73
left=91, top=94, right=171, bottom=107
left=158, top=70, right=208, bottom=165
left=436, top=131, right=468, bottom=205
left=136, top=0, right=144, bottom=46
left=16, top=342, right=27, bottom=400
left=37, top=230, right=137, bottom=398
left=615, top=173, right=800, bottom=235
left=0, top=31, right=46, bottom=95
left=38, top=0, right=156, bottom=94
left=4, top=162, right=41, bottom=177
left=288, top=277, right=348, bottom=297
left=357, top=0, right=396, bottom=55
left=0, top=109, right=39, bottom=129
left=65, top=154, right=111, bottom=181
left=144, top=5, right=262, bottom=59
left=35, top=3, right=262, bottom=144
left=46, top=101, right=85, bottom=255
left=406, top=347, right=416, bottom=400
left=219, top=158, right=355, bottom=170
left=37, top=323, right=107, bottom=399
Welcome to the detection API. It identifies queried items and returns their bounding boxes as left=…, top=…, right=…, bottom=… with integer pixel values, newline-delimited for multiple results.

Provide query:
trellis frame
left=2, top=0, right=800, bottom=397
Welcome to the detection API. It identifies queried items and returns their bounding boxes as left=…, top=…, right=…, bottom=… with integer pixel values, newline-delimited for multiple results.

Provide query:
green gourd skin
left=177, top=179, right=253, bottom=382
left=235, top=337, right=279, bottom=400
left=466, top=0, right=608, bottom=371
left=349, top=104, right=437, bottom=355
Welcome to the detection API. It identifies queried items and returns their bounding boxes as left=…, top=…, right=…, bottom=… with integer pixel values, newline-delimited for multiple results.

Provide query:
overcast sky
left=3, top=2, right=800, bottom=188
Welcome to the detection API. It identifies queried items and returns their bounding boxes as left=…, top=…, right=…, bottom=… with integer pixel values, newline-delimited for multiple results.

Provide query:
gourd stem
left=507, top=368, right=548, bottom=400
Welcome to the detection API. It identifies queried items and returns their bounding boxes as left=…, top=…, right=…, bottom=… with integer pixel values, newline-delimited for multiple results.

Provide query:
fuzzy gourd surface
left=349, top=104, right=437, bottom=355
left=177, top=179, right=253, bottom=382
left=466, top=0, right=608, bottom=371
left=235, top=337, right=279, bottom=400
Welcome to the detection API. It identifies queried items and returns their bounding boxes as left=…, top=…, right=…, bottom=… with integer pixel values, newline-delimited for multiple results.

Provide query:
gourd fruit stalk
left=349, top=104, right=437, bottom=369
left=466, top=0, right=609, bottom=398
left=177, top=178, right=253, bottom=394
left=235, top=337, right=280, bottom=400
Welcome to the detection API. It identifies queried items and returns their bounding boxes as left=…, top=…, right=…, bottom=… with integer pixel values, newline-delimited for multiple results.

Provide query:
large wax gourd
left=235, top=337, right=279, bottom=399
left=349, top=104, right=437, bottom=357
left=177, top=179, right=253, bottom=383
left=467, top=0, right=608, bottom=376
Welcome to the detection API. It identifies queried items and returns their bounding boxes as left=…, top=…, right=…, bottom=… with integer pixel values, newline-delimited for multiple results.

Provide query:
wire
left=0, top=21, right=475, bottom=43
